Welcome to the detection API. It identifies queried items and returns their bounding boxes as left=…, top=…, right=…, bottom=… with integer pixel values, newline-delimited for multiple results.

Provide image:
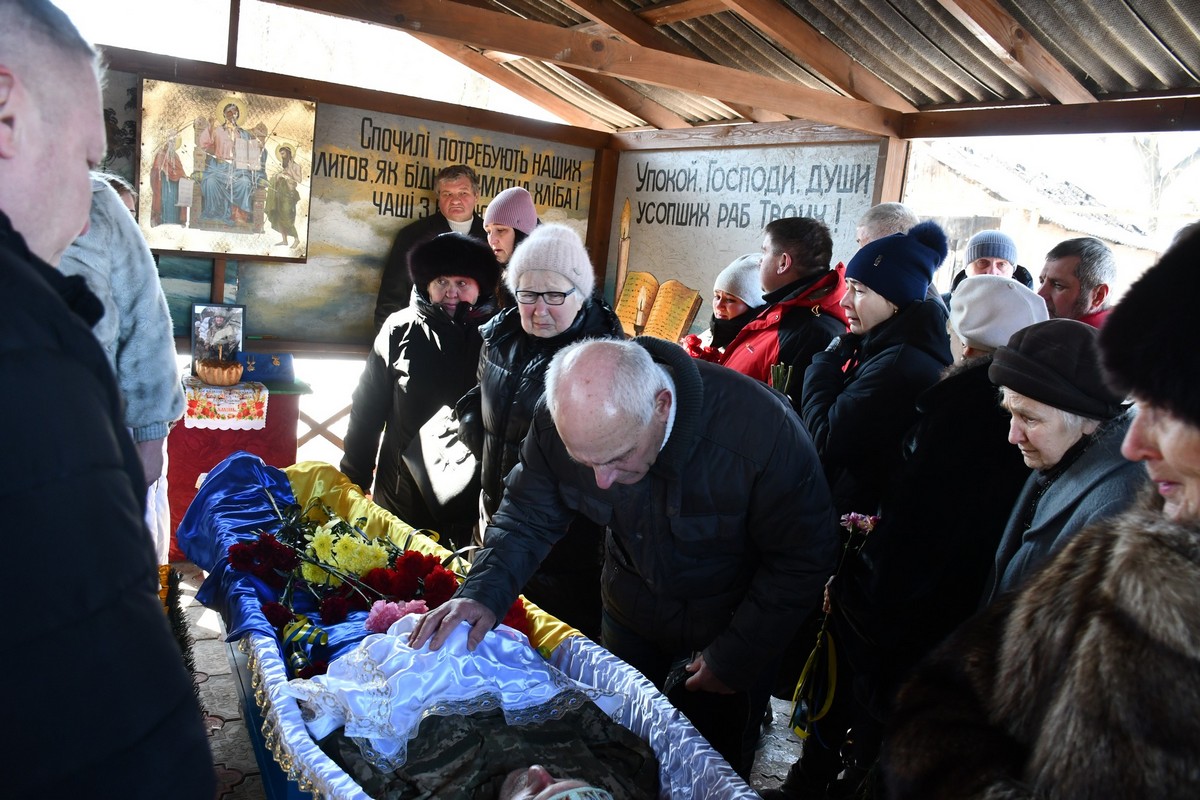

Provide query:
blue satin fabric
left=175, top=451, right=371, bottom=662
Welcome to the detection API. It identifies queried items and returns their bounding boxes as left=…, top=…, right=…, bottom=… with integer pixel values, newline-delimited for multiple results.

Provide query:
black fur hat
left=409, top=232, right=500, bottom=298
left=1102, top=224, right=1200, bottom=428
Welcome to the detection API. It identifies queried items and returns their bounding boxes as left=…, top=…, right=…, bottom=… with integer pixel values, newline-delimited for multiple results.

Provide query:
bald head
left=546, top=340, right=672, bottom=489
left=0, top=0, right=105, bottom=264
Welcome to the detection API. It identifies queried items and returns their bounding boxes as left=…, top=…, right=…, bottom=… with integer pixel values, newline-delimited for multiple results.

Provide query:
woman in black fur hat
left=884, top=225, right=1200, bottom=799
left=341, top=233, right=500, bottom=539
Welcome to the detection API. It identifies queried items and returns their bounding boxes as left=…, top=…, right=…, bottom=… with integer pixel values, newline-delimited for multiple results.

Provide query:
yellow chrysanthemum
left=333, top=536, right=387, bottom=576
left=310, top=527, right=335, bottom=562
left=301, top=561, right=340, bottom=587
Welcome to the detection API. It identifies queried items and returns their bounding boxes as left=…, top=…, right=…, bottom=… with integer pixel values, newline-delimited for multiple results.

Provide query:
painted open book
left=614, top=271, right=702, bottom=342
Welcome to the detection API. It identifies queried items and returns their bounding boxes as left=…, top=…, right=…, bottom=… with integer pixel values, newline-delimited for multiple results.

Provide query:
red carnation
left=320, top=596, right=351, bottom=624
left=421, top=566, right=459, bottom=608
left=502, top=597, right=532, bottom=639
left=258, top=533, right=300, bottom=571
left=362, top=567, right=397, bottom=597
left=228, top=541, right=258, bottom=572
left=262, top=601, right=295, bottom=628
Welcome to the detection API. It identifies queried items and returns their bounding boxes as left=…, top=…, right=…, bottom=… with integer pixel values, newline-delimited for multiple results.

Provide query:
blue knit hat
left=965, top=230, right=1018, bottom=267
left=846, top=220, right=948, bottom=306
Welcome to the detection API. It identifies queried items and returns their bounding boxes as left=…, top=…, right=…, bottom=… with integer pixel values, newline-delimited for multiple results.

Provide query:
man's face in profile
left=15, top=60, right=106, bottom=265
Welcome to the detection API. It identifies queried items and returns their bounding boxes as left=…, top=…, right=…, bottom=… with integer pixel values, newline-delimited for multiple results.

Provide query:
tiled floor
left=180, top=562, right=270, bottom=800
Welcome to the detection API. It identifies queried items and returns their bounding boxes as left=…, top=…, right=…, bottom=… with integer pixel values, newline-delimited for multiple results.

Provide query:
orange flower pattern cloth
left=182, top=376, right=268, bottom=430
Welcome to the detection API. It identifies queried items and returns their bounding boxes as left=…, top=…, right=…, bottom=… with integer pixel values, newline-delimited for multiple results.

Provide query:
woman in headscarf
left=884, top=226, right=1200, bottom=799
left=341, top=233, right=500, bottom=535
left=456, top=224, right=621, bottom=638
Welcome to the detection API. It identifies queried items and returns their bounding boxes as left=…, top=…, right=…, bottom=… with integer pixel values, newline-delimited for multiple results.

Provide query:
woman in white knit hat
left=455, top=223, right=621, bottom=638
left=682, top=253, right=766, bottom=362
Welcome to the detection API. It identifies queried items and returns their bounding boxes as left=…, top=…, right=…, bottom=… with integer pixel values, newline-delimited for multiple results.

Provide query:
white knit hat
left=713, top=253, right=765, bottom=308
left=951, top=274, right=1049, bottom=351
left=505, top=223, right=595, bottom=297
left=483, top=187, right=538, bottom=236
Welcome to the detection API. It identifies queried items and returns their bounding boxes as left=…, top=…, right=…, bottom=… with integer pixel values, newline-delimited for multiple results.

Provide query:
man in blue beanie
left=944, top=229, right=1036, bottom=301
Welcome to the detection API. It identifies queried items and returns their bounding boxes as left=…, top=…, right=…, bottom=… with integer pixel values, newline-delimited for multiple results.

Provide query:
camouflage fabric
left=319, top=700, right=659, bottom=799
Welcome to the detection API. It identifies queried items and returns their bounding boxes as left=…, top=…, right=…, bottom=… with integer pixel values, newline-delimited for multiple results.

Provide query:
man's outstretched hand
left=408, top=598, right=496, bottom=652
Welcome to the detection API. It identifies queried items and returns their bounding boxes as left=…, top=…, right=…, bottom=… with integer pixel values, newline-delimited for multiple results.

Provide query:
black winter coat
left=1, top=212, right=214, bottom=797
left=455, top=299, right=622, bottom=637
left=801, top=299, right=953, bottom=515
left=460, top=337, right=838, bottom=691
left=457, top=299, right=624, bottom=517
left=341, top=291, right=495, bottom=528
left=830, top=356, right=1031, bottom=719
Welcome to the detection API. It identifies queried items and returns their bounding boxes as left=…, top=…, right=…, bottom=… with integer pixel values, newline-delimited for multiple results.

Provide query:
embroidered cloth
left=182, top=376, right=268, bottom=430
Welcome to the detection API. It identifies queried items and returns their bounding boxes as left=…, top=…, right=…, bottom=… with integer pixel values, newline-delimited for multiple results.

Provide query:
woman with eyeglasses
left=456, top=223, right=621, bottom=638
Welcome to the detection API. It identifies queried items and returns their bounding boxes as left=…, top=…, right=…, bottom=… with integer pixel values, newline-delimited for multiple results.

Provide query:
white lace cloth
left=284, top=615, right=614, bottom=770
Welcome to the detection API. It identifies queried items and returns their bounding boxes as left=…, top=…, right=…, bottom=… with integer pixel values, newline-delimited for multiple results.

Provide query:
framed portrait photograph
left=138, top=79, right=316, bottom=260
left=191, top=303, right=246, bottom=367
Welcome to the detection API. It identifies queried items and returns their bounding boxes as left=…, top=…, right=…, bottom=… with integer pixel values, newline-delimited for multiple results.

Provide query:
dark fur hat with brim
left=409, top=232, right=500, bottom=297
left=1102, top=224, right=1200, bottom=428
left=990, top=318, right=1126, bottom=420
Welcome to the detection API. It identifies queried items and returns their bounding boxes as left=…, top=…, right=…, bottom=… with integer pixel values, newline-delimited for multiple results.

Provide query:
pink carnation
left=364, top=599, right=428, bottom=633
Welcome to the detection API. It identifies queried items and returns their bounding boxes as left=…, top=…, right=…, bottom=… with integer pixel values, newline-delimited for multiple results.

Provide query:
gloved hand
left=824, top=332, right=862, bottom=363
left=456, top=409, right=483, bottom=458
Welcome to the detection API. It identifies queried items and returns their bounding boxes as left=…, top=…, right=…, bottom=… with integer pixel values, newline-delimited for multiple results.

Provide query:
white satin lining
left=284, top=615, right=612, bottom=770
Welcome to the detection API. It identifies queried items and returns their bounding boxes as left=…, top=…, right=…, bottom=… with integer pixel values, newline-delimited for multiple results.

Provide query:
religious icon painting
left=139, top=79, right=316, bottom=261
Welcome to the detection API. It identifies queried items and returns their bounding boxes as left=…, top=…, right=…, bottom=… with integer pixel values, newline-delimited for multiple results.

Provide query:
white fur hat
left=951, top=274, right=1049, bottom=352
left=713, top=253, right=765, bottom=308
left=505, top=223, right=595, bottom=297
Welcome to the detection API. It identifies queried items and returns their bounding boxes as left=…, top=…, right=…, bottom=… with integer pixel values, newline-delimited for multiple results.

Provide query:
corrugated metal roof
left=287, top=0, right=1200, bottom=134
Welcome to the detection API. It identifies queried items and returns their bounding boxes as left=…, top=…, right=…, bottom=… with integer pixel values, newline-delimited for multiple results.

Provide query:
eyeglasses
left=515, top=288, right=576, bottom=306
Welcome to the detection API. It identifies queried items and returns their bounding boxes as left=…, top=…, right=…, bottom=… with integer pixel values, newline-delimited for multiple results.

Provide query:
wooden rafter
left=419, top=38, right=615, bottom=131
left=556, top=0, right=786, bottom=122
left=560, top=68, right=694, bottom=129
left=637, top=0, right=727, bottom=26
left=720, top=0, right=917, bottom=113
left=935, top=0, right=1095, bottom=105
left=273, top=0, right=901, bottom=136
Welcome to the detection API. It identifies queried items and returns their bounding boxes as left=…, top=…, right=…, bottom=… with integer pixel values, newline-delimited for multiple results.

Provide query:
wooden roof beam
left=560, top=68, right=695, bottom=129
left=273, top=0, right=901, bottom=136
left=417, top=37, right=615, bottom=131
left=720, top=0, right=917, bottom=113
left=637, top=0, right=728, bottom=26
left=550, top=0, right=786, bottom=121
left=935, top=0, right=1095, bottom=105
left=901, top=96, right=1200, bottom=138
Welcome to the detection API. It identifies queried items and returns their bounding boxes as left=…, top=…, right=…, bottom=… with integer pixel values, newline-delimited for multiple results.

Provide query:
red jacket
left=720, top=264, right=848, bottom=404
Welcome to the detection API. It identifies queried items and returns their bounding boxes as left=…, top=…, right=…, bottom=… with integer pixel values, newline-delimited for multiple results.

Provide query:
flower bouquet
left=226, top=495, right=530, bottom=678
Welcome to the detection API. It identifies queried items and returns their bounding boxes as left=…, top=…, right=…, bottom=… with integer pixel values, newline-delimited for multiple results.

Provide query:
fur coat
left=884, top=494, right=1200, bottom=799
